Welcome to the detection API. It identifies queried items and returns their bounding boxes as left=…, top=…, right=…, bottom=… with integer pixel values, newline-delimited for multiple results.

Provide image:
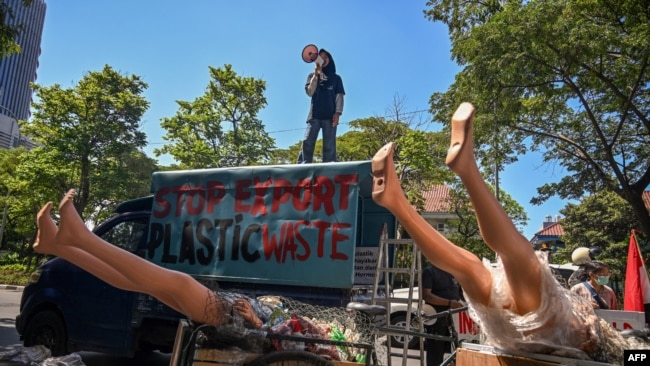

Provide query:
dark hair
left=583, top=260, right=609, bottom=275
left=574, top=267, right=590, bottom=282
left=319, top=48, right=336, bottom=75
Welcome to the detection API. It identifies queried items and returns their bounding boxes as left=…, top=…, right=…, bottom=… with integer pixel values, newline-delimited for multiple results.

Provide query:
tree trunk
left=625, top=191, right=650, bottom=238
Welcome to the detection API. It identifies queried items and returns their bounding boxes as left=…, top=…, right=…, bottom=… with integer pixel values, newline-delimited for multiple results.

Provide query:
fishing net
left=189, top=290, right=387, bottom=364
left=275, top=296, right=386, bottom=363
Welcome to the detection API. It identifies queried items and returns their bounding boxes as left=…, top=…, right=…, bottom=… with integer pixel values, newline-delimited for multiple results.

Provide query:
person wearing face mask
left=570, top=261, right=618, bottom=310
left=298, top=48, right=345, bottom=164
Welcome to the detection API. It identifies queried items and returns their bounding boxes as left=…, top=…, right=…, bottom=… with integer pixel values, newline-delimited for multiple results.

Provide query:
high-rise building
left=0, top=0, right=46, bottom=149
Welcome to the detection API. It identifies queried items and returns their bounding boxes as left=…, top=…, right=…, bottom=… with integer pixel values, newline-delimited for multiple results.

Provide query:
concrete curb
left=0, top=284, right=24, bottom=291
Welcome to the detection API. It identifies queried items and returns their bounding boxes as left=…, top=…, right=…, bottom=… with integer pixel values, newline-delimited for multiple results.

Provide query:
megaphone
left=302, top=44, right=323, bottom=66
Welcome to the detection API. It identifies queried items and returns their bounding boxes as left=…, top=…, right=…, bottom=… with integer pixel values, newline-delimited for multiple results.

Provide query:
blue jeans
left=299, top=118, right=337, bottom=163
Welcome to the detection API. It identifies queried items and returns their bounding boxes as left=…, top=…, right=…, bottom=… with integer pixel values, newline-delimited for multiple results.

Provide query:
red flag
left=624, top=230, right=650, bottom=311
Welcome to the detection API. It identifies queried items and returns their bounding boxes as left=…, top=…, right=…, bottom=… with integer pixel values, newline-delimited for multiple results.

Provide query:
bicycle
left=375, top=305, right=469, bottom=366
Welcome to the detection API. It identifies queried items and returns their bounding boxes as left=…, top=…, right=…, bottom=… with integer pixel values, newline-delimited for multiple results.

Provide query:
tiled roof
left=531, top=190, right=650, bottom=238
left=422, top=185, right=452, bottom=213
left=535, top=221, right=564, bottom=236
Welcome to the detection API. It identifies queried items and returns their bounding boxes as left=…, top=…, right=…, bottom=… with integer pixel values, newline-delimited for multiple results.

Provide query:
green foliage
left=20, top=65, right=151, bottom=218
left=0, top=250, right=37, bottom=286
left=0, top=264, right=31, bottom=286
left=87, top=149, right=158, bottom=224
left=0, top=0, right=33, bottom=58
left=268, top=142, right=302, bottom=165
left=555, top=191, right=638, bottom=282
left=338, top=115, right=452, bottom=210
left=425, top=0, right=650, bottom=236
left=0, top=147, right=47, bottom=250
left=155, top=64, right=275, bottom=168
left=445, top=182, right=529, bottom=260
left=0, top=252, right=22, bottom=265
left=2, top=65, right=155, bottom=264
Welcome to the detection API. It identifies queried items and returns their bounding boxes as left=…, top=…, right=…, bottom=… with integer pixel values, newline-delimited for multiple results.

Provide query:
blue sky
left=34, top=0, right=570, bottom=239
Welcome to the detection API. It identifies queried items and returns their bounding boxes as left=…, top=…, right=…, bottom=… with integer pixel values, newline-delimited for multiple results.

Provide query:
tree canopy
left=19, top=65, right=153, bottom=219
left=555, top=191, right=643, bottom=299
left=445, top=182, right=529, bottom=261
left=155, top=64, right=275, bottom=169
left=0, top=0, right=32, bottom=58
left=425, top=0, right=650, bottom=236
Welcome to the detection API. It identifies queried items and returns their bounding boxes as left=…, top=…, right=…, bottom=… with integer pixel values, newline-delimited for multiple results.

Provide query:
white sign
left=595, top=309, right=646, bottom=330
left=354, top=247, right=381, bottom=285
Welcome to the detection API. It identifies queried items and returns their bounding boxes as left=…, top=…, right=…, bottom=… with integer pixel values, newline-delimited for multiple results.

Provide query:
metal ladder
left=372, top=236, right=426, bottom=366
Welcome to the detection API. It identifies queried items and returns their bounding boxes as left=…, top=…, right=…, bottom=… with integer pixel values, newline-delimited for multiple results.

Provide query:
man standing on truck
left=421, top=263, right=464, bottom=366
left=298, top=48, right=345, bottom=164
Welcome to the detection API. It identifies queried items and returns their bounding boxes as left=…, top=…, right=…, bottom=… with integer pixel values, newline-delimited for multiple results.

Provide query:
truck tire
left=23, top=310, right=68, bottom=356
left=245, top=351, right=334, bottom=366
left=390, top=313, right=420, bottom=349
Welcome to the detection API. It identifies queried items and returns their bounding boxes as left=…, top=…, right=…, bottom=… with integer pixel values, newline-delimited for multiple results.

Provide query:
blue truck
left=15, top=161, right=396, bottom=357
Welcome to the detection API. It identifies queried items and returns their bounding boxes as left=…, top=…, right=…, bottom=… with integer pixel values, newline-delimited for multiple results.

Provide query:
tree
left=0, top=0, right=32, bottom=58
left=425, top=0, right=650, bottom=237
left=83, top=149, right=158, bottom=224
left=1, top=147, right=70, bottom=266
left=556, top=191, right=640, bottom=298
left=0, top=147, right=24, bottom=250
left=20, top=65, right=151, bottom=218
left=336, top=95, right=454, bottom=209
left=268, top=142, right=301, bottom=165
left=445, top=183, right=529, bottom=261
left=155, top=64, right=275, bottom=168
left=1, top=147, right=156, bottom=265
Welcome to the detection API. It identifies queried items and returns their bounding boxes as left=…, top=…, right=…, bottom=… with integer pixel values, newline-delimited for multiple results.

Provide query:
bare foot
left=371, top=142, right=403, bottom=210
left=33, top=202, right=58, bottom=255
left=56, top=189, right=90, bottom=247
left=445, top=103, right=478, bottom=176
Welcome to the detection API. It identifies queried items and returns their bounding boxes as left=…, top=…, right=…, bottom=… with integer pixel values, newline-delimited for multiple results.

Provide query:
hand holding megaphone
left=302, top=44, right=324, bottom=67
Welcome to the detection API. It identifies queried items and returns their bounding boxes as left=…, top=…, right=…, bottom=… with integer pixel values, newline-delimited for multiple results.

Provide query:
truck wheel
left=245, top=351, right=334, bottom=365
left=23, top=310, right=68, bottom=356
left=390, top=313, right=420, bottom=349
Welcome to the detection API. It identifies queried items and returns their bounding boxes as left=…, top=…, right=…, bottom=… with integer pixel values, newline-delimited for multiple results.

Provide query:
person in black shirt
left=299, top=48, right=345, bottom=163
left=421, top=264, right=464, bottom=366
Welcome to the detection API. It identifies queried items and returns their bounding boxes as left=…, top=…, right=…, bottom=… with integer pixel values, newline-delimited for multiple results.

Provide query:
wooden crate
left=170, top=319, right=193, bottom=366
left=193, top=348, right=260, bottom=365
left=170, top=320, right=260, bottom=365
left=457, top=348, right=560, bottom=366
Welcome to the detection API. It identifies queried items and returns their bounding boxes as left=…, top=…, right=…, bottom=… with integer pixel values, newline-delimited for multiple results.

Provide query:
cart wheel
left=245, top=351, right=335, bottom=366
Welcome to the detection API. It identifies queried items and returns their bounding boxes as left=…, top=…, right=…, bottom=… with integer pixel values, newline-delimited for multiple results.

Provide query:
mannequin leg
left=445, top=103, right=542, bottom=315
left=35, top=202, right=184, bottom=313
left=371, top=143, right=492, bottom=306
left=44, top=190, right=231, bottom=326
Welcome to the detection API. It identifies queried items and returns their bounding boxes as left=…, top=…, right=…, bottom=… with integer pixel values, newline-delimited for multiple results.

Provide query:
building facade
left=420, top=185, right=457, bottom=234
left=529, top=215, right=566, bottom=253
left=0, top=0, right=46, bottom=149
